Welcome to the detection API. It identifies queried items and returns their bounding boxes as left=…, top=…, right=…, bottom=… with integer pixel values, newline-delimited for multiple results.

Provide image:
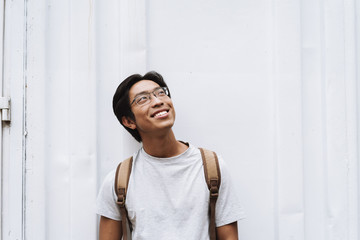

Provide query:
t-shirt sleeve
left=96, top=169, right=122, bottom=221
left=215, top=156, right=246, bottom=227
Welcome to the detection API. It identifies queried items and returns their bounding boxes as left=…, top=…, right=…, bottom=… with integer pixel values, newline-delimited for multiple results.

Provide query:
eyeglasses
left=131, top=87, right=170, bottom=106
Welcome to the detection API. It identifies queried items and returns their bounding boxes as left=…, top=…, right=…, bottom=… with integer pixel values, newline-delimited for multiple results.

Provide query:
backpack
left=115, top=148, right=221, bottom=240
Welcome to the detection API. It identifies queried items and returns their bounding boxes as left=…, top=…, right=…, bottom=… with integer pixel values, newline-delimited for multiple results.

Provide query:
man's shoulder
left=102, top=168, right=117, bottom=185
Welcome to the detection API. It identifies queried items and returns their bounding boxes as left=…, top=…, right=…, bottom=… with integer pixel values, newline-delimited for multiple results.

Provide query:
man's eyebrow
left=133, top=87, right=162, bottom=98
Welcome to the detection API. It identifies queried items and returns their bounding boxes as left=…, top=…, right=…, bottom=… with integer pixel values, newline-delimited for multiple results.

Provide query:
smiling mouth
left=152, top=110, right=169, bottom=118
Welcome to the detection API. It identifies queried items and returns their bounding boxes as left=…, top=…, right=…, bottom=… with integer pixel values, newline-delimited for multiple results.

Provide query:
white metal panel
left=145, top=0, right=359, bottom=239
left=68, top=1, right=97, bottom=239
left=1, top=0, right=359, bottom=240
left=2, top=0, right=26, bottom=239
left=301, top=0, right=327, bottom=239
left=324, top=0, right=355, bottom=239
left=24, top=0, right=148, bottom=239
left=41, top=1, right=73, bottom=238
left=342, top=0, right=358, bottom=239
left=23, top=1, right=48, bottom=239
left=24, top=0, right=98, bottom=239
left=273, top=1, right=304, bottom=239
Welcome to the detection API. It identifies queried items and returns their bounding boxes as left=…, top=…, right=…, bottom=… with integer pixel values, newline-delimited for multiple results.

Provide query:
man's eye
left=157, top=90, right=166, bottom=96
left=137, top=96, right=149, bottom=104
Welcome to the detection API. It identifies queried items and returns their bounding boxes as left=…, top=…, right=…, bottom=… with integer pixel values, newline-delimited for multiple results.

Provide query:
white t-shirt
left=96, top=144, right=245, bottom=240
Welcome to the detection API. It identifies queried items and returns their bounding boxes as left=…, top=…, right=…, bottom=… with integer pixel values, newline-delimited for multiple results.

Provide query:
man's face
left=126, top=80, right=175, bottom=138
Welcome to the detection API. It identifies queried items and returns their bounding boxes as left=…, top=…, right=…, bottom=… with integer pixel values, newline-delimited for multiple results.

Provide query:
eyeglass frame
left=130, top=87, right=170, bottom=106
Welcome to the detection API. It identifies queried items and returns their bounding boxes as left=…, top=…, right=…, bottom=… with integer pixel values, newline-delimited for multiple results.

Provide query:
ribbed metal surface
left=1, top=0, right=359, bottom=239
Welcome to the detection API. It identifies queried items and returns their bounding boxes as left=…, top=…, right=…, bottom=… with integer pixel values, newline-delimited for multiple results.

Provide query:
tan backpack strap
left=115, top=157, right=133, bottom=240
left=199, top=148, right=221, bottom=240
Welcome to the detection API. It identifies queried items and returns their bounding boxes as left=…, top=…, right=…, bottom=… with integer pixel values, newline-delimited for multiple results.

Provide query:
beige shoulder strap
left=199, top=148, right=221, bottom=240
left=115, top=157, right=133, bottom=240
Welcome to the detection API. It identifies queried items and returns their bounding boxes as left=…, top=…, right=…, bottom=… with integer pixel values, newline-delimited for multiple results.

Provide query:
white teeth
left=155, top=111, right=167, bottom=117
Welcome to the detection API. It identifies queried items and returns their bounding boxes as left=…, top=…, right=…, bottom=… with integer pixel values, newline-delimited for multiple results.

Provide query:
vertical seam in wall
left=1, top=0, right=4, bottom=92
left=341, top=0, right=351, bottom=236
left=356, top=0, right=360, bottom=236
left=22, top=0, right=28, bottom=239
left=44, top=3, right=51, bottom=238
left=343, top=0, right=359, bottom=238
left=271, top=0, right=279, bottom=239
left=299, top=1, right=306, bottom=238
left=94, top=0, right=100, bottom=236
left=319, top=0, right=328, bottom=238
left=353, top=0, right=360, bottom=236
left=68, top=0, right=72, bottom=239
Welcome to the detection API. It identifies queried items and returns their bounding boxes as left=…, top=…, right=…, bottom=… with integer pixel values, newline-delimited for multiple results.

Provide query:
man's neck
left=141, top=130, right=188, bottom=158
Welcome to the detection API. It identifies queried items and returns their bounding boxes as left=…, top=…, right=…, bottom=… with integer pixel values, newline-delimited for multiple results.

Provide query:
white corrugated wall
left=1, top=0, right=359, bottom=239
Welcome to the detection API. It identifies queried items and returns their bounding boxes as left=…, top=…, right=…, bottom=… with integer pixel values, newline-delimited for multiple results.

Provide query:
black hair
left=112, top=71, right=171, bottom=142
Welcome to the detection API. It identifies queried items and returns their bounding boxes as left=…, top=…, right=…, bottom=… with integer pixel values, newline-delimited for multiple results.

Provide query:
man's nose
left=150, top=94, right=163, bottom=106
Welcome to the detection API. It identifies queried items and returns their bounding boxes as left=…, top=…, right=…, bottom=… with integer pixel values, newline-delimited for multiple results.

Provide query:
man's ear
left=122, top=116, right=137, bottom=130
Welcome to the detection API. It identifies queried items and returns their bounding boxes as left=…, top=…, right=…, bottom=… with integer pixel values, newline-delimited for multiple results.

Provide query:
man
left=96, top=71, right=245, bottom=239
